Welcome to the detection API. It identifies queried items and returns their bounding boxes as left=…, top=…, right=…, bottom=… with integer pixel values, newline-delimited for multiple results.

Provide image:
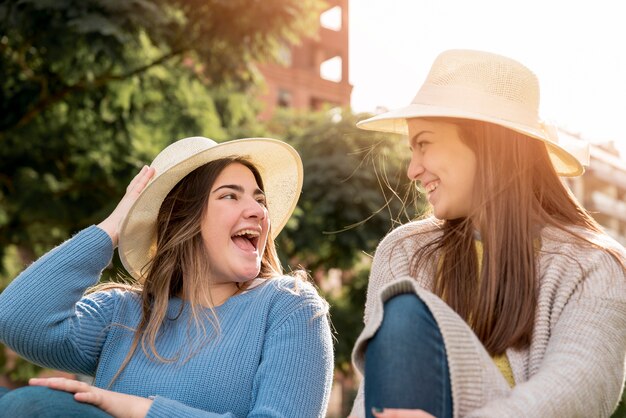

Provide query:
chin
left=236, top=268, right=261, bottom=282
left=432, top=209, right=446, bottom=220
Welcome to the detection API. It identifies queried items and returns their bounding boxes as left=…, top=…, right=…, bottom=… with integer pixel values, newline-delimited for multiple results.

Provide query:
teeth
left=233, top=229, right=260, bottom=237
left=425, top=182, right=439, bottom=193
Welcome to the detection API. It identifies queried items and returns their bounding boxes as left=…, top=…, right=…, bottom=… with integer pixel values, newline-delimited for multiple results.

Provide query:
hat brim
left=357, top=104, right=584, bottom=177
left=118, top=138, right=302, bottom=280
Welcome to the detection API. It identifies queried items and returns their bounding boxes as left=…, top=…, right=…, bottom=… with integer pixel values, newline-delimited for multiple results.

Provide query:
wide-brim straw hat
left=357, top=49, right=588, bottom=177
left=118, top=136, right=303, bottom=280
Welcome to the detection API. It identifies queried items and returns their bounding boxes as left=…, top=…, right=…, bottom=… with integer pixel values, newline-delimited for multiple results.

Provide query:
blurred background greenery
left=0, top=1, right=623, bottom=417
left=0, top=1, right=424, bottom=415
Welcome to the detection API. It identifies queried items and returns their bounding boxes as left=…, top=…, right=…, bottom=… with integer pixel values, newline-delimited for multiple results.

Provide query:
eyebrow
left=212, top=184, right=265, bottom=196
left=409, top=130, right=434, bottom=148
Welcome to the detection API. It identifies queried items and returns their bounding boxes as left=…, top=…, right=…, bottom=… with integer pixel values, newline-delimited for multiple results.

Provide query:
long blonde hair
left=97, top=157, right=284, bottom=385
left=410, top=118, right=619, bottom=355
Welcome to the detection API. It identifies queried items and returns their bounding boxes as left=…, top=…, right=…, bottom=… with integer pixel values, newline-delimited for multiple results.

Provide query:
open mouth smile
left=231, top=229, right=260, bottom=252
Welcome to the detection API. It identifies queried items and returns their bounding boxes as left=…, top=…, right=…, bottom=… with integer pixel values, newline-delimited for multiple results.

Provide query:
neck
left=202, top=282, right=242, bottom=307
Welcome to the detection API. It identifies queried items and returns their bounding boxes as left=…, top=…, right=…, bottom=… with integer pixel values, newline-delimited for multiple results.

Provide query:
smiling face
left=200, top=162, right=270, bottom=284
left=406, top=118, right=477, bottom=220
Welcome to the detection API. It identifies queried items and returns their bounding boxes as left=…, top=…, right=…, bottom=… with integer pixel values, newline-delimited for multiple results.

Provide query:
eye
left=256, top=197, right=267, bottom=207
left=416, top=140, right=430, bottom=151
left=220, top=193, right=237, bottom=200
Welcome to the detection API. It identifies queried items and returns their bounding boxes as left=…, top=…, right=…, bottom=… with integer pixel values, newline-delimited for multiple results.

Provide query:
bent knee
left=378, top=293, right=435, bottom=337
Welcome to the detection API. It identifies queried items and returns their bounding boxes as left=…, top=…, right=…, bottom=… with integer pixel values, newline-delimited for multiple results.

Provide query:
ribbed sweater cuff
left=147, top=397, right=181, bottom=418
left=147, top=396, right=229, bottom=418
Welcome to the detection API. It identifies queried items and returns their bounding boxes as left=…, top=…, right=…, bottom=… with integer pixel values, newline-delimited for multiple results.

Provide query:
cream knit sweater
left=351, top=219, right=626, bottom=417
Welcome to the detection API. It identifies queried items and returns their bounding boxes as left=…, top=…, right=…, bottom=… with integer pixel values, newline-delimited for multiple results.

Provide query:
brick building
left=257, top=0, right=352, bottom=119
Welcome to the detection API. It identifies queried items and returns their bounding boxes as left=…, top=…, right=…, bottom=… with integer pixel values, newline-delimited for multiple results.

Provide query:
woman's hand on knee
left=371, top=408, right=436, bottom=418
left=29, top=377, right=152, bottom=418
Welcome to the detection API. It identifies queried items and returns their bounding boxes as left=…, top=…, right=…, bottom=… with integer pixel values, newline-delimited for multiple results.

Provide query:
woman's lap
left=0, top=386, right=112, bottom=417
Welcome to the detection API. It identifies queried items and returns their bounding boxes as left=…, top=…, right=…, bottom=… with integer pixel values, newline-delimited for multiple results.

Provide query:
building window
left=277, top=89, right=292, bottom=108
left=320, top=6, right=342, bottom=31
left=320, top=56, right=342, bottom=82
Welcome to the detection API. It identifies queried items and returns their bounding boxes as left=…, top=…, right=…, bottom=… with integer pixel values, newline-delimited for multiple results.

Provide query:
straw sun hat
left=357, top=49, right=588, bottom=177
left=118, top=136, right=303, bottom=280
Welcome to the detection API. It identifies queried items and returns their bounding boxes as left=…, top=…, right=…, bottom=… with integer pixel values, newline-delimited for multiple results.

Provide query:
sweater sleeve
left=468, top=251, right=626, bottom=417
left=0, top=226, right=119, bottom=375
left=146, top=291, right=334, bottom=418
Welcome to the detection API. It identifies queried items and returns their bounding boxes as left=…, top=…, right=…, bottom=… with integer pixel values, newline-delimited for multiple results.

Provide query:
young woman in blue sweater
left=0, top=136, right=334, bottom=417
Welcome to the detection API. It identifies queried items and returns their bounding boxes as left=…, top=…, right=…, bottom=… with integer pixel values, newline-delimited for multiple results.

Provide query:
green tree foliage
left=0, top=0, right=322, bottom=275
left=266, top=109, right=427, bottom=371
left=0, top=0, right=322, bottom=132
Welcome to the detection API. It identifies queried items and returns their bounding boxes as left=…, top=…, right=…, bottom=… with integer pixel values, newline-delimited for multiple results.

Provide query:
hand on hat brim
left=98, top=165, right=156, bottom=247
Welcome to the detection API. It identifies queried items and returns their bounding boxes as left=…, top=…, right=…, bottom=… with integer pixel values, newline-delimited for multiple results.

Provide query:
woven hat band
left=414, top=84, right=540, bottom=127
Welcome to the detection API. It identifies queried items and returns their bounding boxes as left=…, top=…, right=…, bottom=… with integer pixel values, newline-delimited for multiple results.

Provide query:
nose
left=406, top=151, right=424, bottom=181
left=243, top=196, right=267, bottom=220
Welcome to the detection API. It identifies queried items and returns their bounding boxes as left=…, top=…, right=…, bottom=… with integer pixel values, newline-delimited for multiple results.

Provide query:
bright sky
left=349, top=0, right=626, bottom=154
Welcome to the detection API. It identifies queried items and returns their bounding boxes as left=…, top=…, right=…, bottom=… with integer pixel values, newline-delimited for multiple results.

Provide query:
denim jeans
left=365, top=293, right=452, bottom=418
left=0, top=386, right=112, bottom=417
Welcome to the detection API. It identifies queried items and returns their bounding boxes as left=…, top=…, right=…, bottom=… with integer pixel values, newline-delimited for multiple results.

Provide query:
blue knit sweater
left=0, top=226, right=334, bottom=417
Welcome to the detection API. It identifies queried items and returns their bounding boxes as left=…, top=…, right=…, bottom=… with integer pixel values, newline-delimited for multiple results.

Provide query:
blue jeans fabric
left=365, top=293, right=452, bottom=418
left=0, top=386, right=112, bottom=417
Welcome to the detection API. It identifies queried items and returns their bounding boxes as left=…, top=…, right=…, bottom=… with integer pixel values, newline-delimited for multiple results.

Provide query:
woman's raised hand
left=97, top=165, right=155, bottom=246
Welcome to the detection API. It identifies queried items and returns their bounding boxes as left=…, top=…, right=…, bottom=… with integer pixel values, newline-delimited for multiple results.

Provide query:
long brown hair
left=410, top=118, right=609, bottom=355
left=98, top=157, right=285, bottom=385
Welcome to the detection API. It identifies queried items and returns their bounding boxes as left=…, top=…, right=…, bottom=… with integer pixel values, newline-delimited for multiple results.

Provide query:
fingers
left=126, top=165, right=147, bottom=193
left=30, top=377, right=104, bottom=408
left=127, top=165, right=155, bottom=195
left=136, top=166, right=156, bottom=193
left=74, top=390, right=103, bottom=405
left=30, top=377, right=152, bottom=417
left=29, top=377, right=92, bottom=394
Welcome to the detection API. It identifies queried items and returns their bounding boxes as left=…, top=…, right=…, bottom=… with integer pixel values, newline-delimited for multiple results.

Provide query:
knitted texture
left=350, top=219, right=626, bottom=417
left=0, top=226, right=334, bottom=417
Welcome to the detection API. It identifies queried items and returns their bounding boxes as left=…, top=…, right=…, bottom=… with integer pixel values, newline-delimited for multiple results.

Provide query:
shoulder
left=80, top=287, right=142, bottom=316
left=539, top=226, right=626, bottom=293
left=541, top=225, right=626, bottom=264
left=375, top=218, right=442, bottom=261
left=253, top=275, right=329, bottom=317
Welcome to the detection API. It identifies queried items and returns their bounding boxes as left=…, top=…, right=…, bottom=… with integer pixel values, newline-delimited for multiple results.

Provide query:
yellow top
left=492, top=353, right=515, bottom=387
